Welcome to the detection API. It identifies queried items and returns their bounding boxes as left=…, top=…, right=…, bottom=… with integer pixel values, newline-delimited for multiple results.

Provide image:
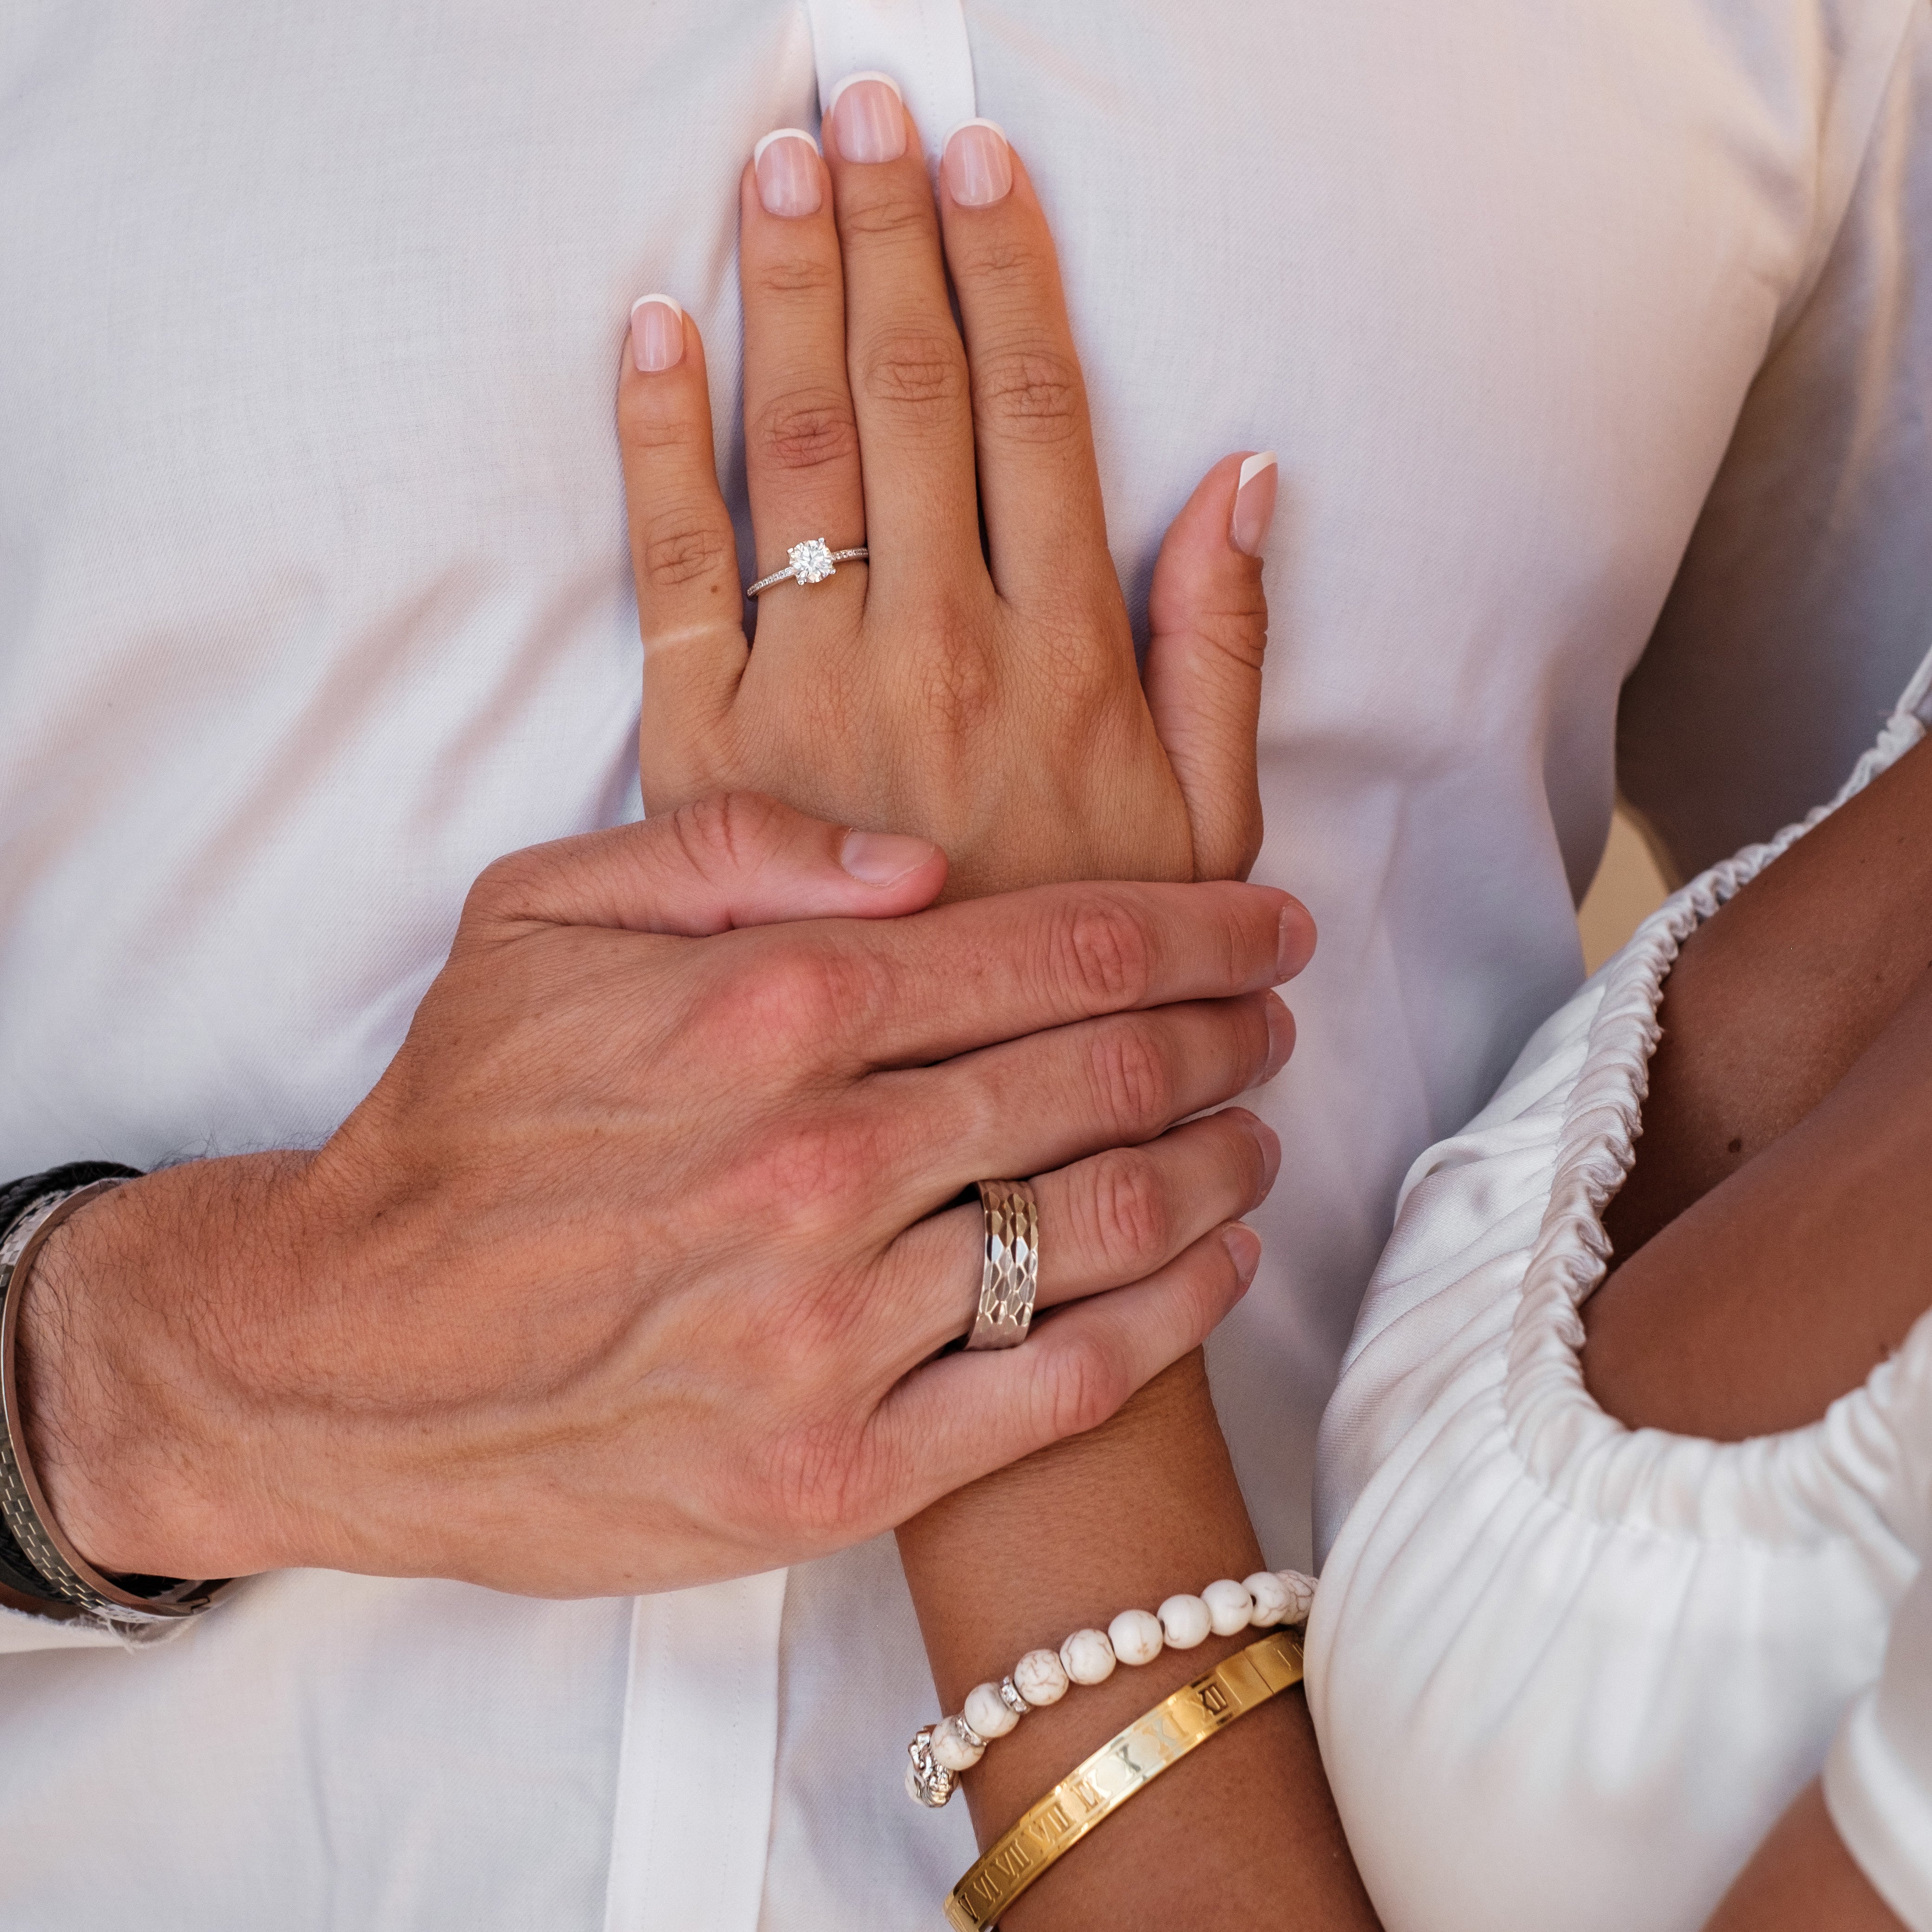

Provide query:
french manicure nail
left=840, top=828, right=939, bottom=885
left=630, top=294, right=684, bottom=373
left=828, top=72, right=907, bottom=164
left=1231, top=450, right=1279, bottom=558
left=1222, top=1224, right=1263, bottom=1286
left=942, top=119, right=1013, bottom=207
left=754, top=129, right=823, bottom=217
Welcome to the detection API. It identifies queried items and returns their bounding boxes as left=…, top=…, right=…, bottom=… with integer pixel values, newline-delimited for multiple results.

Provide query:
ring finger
left=881, top=1108, right=1280, bottom=1361
left=738, top=133, right=868, bottom=604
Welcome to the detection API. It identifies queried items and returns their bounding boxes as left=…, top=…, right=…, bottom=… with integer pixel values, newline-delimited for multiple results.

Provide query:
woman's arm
left=1584, top=723, right=1932, bottom=1925
left=1704, top=1783, right=1906, bottom=1932
left=1587, top=733, right=1932, bottom=1436
left=1601, top=733, right=1932, bottom=1260
left=899, top=1356, right=1377, bottom=1928
left=616, top=93, right=1378, bottom=1925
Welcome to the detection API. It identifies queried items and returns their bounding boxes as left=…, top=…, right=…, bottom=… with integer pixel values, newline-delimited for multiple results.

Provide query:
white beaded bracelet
left=906, top=1567, right=1315, bottom=1807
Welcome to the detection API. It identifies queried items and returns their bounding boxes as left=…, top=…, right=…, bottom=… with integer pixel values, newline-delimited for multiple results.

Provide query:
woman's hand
left=616, top=81, right=1279, bottom=898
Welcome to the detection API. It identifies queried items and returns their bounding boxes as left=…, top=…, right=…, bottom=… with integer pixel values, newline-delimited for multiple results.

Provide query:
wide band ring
left=965, top=1179, right=1039, bottom=1351
left=745, top=537, right=868, bottom=598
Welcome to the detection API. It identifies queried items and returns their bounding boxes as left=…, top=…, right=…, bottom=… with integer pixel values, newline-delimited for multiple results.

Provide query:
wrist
left=897, top=1351, right=1268, bottom=1814
left=17, top=1154, right=314, bottom=1581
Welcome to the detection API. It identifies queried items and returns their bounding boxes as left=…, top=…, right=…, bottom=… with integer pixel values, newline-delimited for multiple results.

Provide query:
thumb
left=1144, top=451, right=1278, bottom=881
left=466, top=791, right=949, bottom=937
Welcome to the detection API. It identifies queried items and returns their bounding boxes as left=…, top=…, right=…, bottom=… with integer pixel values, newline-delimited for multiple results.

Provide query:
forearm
left=1587, top=735, right=1932, bottom=1436
left=896, top=1355, right=1377, bottom=1929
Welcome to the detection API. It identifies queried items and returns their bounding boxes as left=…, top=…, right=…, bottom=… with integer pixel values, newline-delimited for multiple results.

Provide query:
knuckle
left=463, top=850, right=529, bottom=921
left=954, top=233, right=1037, bottom=288
left=840, top=187, right=937, bottom=247
left=769, top=1410, right=878, bottom=1547
left=744, top=1118, right=874, bottom=1241
left=753, top=386, right=860, bottom=474
left=667, top=791, right=782, bottom=882
left=751, top=252, right=841, bottom=303
left=973, top=344, right=1082, bottom=445
left=1051, top=894, right=1154, bottom=1013
left=1192, top=599, right=1271, bottom=675
left=1039, top=1335, right=1131, bottom=1441
left=1089, top=1018, right=1175, bottom=1137
left=859, top=330, right=969, bottom=422
left=1083, top=1148, right=1170, bottom=1275
left=912, top=640, right=1001, bottom=742
left=736, top=935, right=895, bottom=1061
left=640, top=511, right=731, bottom=591
left=619, top=385, right=705, bottom=459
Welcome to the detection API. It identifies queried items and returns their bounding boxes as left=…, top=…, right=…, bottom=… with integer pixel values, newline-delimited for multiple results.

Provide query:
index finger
left=809, top=877, right=1314, bottom=1068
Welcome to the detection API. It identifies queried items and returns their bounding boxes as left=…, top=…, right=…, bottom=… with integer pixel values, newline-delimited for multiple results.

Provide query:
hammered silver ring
left=964, top=1179, right=1039, bottom=1351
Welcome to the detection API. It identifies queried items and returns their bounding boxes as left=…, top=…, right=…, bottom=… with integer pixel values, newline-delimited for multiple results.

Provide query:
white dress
left=1309, top=646, right=1932, bottom=1932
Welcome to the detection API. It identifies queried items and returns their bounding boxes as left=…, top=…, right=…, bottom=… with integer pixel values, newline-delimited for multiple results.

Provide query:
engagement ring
left=746, top=537, right=868, bottom=597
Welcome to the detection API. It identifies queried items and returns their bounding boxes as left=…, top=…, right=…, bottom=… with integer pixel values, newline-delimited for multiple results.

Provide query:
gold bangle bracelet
left=944, top=1626, right=1305, bottom=1931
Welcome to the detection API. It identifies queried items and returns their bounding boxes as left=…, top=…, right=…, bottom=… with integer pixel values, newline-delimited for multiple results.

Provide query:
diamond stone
left=789, top=537, right=836, bottom=584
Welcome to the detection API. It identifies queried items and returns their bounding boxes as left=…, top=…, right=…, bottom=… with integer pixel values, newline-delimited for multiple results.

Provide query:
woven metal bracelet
left=0, top=1171, right=232, bottom=1623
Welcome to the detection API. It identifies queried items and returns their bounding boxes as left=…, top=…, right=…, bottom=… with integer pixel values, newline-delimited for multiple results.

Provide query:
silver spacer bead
left=999, top=1676, right=1030, bottom=1720
left=906, top=1726, right=957, bottom=1808
left=955, top=1714, right=986, bottom=1752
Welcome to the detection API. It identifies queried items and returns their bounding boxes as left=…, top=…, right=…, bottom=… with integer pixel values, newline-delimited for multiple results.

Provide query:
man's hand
left=17, top=793, right=1311, bottom=1599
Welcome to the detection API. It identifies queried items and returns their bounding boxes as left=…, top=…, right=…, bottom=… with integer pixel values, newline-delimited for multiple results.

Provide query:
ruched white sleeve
left=1824, top=1393, right=1932, bottom=1932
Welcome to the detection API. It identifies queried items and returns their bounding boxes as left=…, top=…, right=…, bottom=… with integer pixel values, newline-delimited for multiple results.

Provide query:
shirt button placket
left=802, top=0, right=978, bottom=158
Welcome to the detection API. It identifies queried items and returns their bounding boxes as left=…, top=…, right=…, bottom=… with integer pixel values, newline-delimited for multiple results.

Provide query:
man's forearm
left=896, top=1353, right=1379, bottom=1929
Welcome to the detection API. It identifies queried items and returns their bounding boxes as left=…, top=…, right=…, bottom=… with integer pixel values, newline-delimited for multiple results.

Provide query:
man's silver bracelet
left=0, top=1174, right=233, bottom=1624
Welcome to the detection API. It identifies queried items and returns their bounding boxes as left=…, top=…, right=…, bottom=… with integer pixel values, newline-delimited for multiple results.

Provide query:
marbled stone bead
left=1157, top=1593, right=1213, bottom=1649
left=1107, top=1607, right=1164, bottom=1667
left=930, top=1714, right=986, bottom=1773
left=964, top=1680, right=1019, bottom=1739
left=1245, top=1569, right=1292, bottom=1625
left=1013, top=1647, right=1069, bottom=1707
left=1060, top=1626, right=1117, bottom=1685
left=1202, top=1577, right=1255, bottom=1636
left=1276, top=1569, right=1317, bottom=1623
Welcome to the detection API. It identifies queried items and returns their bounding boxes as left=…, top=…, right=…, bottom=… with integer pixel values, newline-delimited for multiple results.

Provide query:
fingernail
left=1222, top=1224, right=1263, bottom=1287
left=1276, top=900, right=1316, bottom=980
left=1261, top=993, right=1295, bottom=1080
left=630, top=294, right=684, bottom=373
left=828, top=72, right=907, bottom=164
left=1243, top=1115, right=1283, bottom=1201
left=840, top=828, right=939, bottom=885
left=942, top=119, right=1013, bottom=207
left=754, top=129, right=823, bottom=217
left=1231, top=451, right=1279, bottom=558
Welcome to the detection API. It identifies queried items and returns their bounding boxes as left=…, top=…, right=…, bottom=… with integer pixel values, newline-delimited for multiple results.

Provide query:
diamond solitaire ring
left=746, top=537, right=868, bottom=598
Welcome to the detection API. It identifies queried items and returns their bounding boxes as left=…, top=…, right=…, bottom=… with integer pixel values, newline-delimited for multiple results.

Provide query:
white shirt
left=2, top=1, right=1929, bottom=1924
left=1308, top=648, right=1932, bottom=1932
